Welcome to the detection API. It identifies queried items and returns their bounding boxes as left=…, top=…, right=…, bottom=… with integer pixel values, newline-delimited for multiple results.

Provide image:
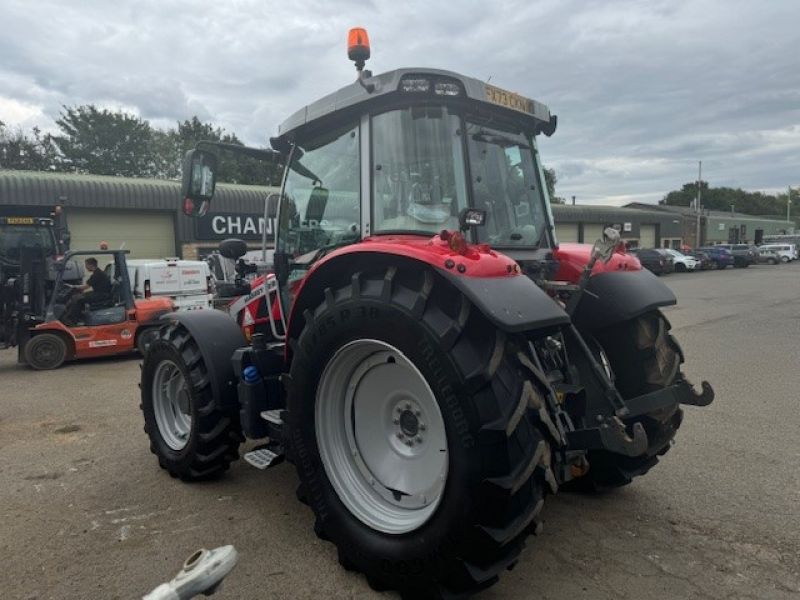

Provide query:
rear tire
left=25, top=333, right=68, bottom=370
left=287, top=265, right=557, bottom=597
left=140, top=323, right=243, bottom=480
left=576, top=311, right=684, bottom=490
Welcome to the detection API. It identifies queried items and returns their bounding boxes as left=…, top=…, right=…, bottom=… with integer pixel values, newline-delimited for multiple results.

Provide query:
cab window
left=278, top=123, right=361, bottom=259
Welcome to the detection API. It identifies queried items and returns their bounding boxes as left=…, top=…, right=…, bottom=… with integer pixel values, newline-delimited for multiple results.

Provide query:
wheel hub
left=398, top=408, right=420, bottom=438
left=152, top=360, right=192, bottom=451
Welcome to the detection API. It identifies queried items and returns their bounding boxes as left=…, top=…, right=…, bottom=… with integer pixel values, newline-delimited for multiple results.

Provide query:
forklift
left=3, top=247, right=173, bottom=370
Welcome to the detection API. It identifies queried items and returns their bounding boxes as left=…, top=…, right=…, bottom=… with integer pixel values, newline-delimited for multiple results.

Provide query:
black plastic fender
left=436, top=268, right=570, bottom=332
left=286, top=252, right=570, bottom=344
left=572, top=269, right=676, bottom=330
left=159, top=310, right=247, bottom=410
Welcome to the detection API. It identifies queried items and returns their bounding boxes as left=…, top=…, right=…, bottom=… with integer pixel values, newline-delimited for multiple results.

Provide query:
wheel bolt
left=415, top=436, right=423, bottom=444
left=405, top=403, right=412, bottom=411
left=405, top=439, right=414, bottom=446
left=392, top=418, right=400, bottom=424
left=397, top=432, right=405, bottom=439
left=419, top=423, right=426, bottom=431
left=414, top=409, right=421, bottom=417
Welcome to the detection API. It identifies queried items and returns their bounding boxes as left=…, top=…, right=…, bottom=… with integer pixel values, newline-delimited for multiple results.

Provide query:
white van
left=758, top=244, right=797, bottom=263
left=126, top=259, right=213, bottom=311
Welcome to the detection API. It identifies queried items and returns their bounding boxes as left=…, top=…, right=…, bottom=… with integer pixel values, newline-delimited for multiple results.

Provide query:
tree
left=661, top=181, right=789, bottom=216
left=543, top=167, right=565, bottom=203
left=0, top=122, right=60, bottom=171
left=51, top=105, right=157, bottom=177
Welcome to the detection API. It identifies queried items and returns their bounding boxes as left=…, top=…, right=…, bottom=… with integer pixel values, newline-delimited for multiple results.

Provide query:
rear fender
left=159, top=310, right=247, bottom=409
left=286, top=250, right=570, bottom=354
left=572, top=269, right=676, bottom=330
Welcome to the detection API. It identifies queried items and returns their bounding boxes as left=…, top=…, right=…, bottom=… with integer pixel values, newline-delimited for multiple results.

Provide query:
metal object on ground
left=143, top=545, right=238, bottom=600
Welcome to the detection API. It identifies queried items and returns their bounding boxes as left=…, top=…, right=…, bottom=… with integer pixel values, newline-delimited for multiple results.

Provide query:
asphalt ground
left=1, top=262, right=799, bottom=599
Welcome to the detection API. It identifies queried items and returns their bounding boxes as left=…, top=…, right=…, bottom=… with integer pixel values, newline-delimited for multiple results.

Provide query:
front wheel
left=25, top=333, right=68, bottom=370
left=287, top=266, right=556, bottom=597
left=140, top=323, right=243, bottom=480
left=575, top=311, right=684, bottom=490
left=781, top=256, right=790, bottom=263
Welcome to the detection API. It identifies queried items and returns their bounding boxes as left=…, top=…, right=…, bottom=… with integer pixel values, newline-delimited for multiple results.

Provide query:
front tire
left=287, top=266, right=556, bottom=597
left=25, top=333, right=68, bottom=370
left=577, top=311, right=684, bottom=490
left=140, top=323, right=243, bottom=480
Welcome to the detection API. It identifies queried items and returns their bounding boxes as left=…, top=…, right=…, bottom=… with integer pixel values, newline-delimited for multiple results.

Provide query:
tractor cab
left=182, top=31, right=560, bottom=311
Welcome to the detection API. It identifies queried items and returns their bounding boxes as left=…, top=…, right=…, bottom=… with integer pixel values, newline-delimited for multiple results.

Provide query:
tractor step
left=243, top=443, right=285, bottom=470
left=260, top=409, right=283, bottom=425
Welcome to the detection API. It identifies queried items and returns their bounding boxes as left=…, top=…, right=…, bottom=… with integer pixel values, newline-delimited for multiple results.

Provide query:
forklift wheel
left=25, top=333, right=68, bottom=370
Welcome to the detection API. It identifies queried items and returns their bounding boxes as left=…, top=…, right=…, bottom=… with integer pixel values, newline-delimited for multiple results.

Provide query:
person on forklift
left=62, top=257, right=112, bottom=325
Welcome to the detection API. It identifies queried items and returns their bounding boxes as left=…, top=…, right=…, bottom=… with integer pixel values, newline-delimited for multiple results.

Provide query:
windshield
left=370, top=107, right=550, bottom=247
left=0, top=225, right=57, bottom=262
left=372, top=106, right=466, bottom=234
left=465, top=121, right=548, bottom=247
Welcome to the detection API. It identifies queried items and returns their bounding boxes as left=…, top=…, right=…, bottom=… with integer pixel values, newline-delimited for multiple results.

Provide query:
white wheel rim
left=315, top=339, right=448, bottom=535
left=152, top=360, right=192, bottom=451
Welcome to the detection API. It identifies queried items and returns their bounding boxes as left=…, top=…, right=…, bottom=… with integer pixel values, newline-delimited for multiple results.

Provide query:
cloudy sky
left=1, top=0, right=798, bottom=205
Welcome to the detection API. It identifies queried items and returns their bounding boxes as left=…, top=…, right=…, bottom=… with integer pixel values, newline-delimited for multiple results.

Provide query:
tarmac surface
left=1, top=262, right=799, bottom=599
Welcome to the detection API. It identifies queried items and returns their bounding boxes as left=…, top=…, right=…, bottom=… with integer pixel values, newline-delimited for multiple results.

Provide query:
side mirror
left=181, top=149, right=218, bottom=217
left=266, top=193, right=281, bottom=219
left=593, top=227, right=621, bottom=264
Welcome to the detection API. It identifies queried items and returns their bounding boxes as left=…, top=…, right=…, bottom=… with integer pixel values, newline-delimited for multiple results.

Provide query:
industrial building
left=551, top=204, right=685, bottom=248
left=0, top=170, right=275, bottom=259
left=624, top=202, right=794, bottom=247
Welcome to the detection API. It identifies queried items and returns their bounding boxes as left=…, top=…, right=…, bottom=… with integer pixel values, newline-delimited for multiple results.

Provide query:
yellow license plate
left=485, top=84, right=535, bottom=115
left=6, top=217, right=35, bottom=224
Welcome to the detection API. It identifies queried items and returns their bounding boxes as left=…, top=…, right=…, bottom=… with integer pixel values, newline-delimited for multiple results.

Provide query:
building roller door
left=582, top=223, right=605, bottom=244
left=639, top=224, right=656, bottom=249
left=67, top=209, right=176, bottom=259
left=555, top=223, right=579, bottom=243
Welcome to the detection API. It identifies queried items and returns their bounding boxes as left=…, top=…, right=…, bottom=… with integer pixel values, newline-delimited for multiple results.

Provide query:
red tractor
left=140, top=29, right=713, bottom=598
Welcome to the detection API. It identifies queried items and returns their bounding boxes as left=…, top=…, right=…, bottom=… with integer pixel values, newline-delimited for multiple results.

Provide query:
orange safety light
left=347, top=27, right=370, bottom=69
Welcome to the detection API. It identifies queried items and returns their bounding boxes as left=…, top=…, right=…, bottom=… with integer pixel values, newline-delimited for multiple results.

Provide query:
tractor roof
left=274, top=67, right=556, bottom=146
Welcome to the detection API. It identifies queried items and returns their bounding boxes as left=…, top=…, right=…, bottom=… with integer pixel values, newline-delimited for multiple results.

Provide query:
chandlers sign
left=195, top=213, right=276, bottom=241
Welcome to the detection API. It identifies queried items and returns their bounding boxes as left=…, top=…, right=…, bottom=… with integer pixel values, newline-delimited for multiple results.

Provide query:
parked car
left=125, top=258, right=214, bottom=311
left=689, top=250, right=713, bottom=270
left=697, top=246, right=735, bottom=269
left=715, top=243, right=757, bottom=268
left=663, top=249, right=697, bottom=272
left=758, top=243, right=797, bottom=263
left=756, top=248, right=782, bottom=265
left=629, top=248, right=673, bottom=275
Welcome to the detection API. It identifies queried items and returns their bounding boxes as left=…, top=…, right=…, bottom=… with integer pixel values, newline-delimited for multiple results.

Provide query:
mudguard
left=572, top=269, right=676, bottom=330
left=436, top=268, right=569, bottom=332
left=160, top=309, right=247, bottom=409
left=286, top=250, right=570, bottom=343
